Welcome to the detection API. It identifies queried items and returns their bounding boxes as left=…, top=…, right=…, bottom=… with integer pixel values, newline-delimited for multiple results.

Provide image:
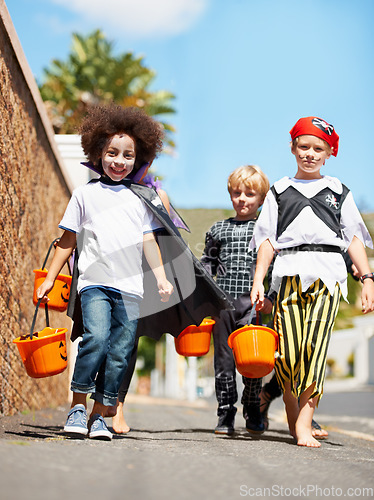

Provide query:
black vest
left=271, top=183, right=350, bottom=239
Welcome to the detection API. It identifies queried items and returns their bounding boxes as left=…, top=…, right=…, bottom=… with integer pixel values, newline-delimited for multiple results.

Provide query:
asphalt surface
left=1, top=381, right=373, bottom=500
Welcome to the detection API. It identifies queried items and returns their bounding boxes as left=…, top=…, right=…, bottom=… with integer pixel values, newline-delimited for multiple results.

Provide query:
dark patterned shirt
left=201, top=218, right=257, bottom=299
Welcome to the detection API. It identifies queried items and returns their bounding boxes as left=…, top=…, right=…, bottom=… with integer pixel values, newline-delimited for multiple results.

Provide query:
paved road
left=269, top=379, right=374, bottom=439
left=0, top=381, right=373, bottom=500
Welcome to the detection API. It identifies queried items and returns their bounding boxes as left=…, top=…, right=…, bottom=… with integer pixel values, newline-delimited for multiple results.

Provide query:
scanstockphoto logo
left=239, top=484, right=374, bottom=497
left=76, top=231, right=196, bottom=318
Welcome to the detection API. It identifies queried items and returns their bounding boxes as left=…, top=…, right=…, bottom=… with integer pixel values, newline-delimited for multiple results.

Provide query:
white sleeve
left=340, top=191, right=373, bottom=248
left=58, top=190, right=82, bottom=233
left=250, top=190, right=278, bottom=250
left=142, top=205, right=163, bottom=233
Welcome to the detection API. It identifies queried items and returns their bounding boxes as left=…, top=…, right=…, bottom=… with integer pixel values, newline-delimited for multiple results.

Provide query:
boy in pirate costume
left=250, top=116, right=374, bottom=447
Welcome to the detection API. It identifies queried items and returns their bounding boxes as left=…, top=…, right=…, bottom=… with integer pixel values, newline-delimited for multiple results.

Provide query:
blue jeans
left=71, top=287, right=140, bottom=406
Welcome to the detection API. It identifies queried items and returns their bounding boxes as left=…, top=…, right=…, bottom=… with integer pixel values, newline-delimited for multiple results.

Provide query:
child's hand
left=251, top=283, right=265, bottom=310
left=157, top=279, right=174, bottom=302
left=36, top=279, right=55, bottom=304
left=361, top=280, right=374, bottom=314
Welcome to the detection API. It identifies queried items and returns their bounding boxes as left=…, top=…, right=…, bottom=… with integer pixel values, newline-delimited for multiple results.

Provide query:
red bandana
left=289, top=117, right=339, bottom=156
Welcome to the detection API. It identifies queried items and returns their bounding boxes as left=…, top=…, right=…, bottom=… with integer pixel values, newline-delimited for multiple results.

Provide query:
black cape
left=67, top=178, right=233, bottom=342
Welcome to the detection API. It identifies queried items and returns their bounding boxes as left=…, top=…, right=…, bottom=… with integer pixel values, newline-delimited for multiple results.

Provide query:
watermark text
left=239, top=484, right=374, bottom=497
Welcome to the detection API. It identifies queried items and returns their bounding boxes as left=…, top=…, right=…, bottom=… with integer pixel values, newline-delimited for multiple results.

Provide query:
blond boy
left=201, top=165, right=272, bottom=434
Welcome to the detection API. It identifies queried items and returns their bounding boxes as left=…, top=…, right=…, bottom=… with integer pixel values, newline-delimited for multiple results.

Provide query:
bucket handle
left=40, top=238, right=72, bottom=276
left=247, top=301, right=258, bottom=326
left=41, top=238, right=60, bottom=270
left=29, top=298, right=50, bottom=340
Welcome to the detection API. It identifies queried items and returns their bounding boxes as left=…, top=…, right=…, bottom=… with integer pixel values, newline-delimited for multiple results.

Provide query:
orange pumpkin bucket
left=32, top=238, right=72, bottom=312
left=175, top=318, right=215, bottom=356
left=33, top=269, right=72, bottom=312
left=13, top=299, right=68, bottom=378
left=227, top=303, right=278, bottom=378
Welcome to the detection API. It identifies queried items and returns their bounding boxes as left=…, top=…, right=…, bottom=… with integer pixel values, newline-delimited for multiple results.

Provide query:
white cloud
left=35, top=13, right=78, bottom=36
left=50, top=0, right=209, bottom=39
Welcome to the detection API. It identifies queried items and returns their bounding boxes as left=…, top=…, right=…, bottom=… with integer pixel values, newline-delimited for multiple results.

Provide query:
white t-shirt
left=59, top=180, right=162, bottom=298
left=251, top=175, right=373, bottom=300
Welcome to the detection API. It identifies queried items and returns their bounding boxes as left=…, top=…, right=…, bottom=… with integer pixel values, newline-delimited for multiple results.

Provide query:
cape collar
left=97, top=175, right=133, bottom=187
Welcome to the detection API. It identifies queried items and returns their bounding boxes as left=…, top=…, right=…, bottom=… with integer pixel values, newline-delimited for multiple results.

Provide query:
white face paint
left=101, top=134, right=136, bottom=181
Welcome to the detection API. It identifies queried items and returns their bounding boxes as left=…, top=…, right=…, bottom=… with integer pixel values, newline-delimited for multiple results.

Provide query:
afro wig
left=80, top=104, right=164, bottom=174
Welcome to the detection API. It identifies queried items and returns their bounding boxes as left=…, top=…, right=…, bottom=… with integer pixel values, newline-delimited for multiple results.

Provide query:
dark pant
left=117, top=335, right=140, bottom=403
left=213, top=292, right=262, bottom=414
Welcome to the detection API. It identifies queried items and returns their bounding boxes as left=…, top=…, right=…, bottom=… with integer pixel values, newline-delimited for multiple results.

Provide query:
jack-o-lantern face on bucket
left=60, top=283, right=70, bottom=303
left=59, top=341, right=67, bottom=361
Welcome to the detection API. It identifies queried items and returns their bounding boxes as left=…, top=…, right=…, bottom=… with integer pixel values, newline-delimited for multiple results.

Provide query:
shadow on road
left=3, top=420, right=304, bottom=447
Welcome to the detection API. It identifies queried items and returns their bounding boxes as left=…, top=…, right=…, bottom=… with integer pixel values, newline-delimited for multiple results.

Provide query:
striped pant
left=274, top=276, right=341, bottom=401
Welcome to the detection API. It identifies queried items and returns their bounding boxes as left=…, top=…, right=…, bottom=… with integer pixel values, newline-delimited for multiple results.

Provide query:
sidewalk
left=1, top=391, right=373, bottom=500
left=323, top=376, right=374, bottom=393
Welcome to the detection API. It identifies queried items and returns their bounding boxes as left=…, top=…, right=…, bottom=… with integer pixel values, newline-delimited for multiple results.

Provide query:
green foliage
left=362, top=213, right=374, bottom=260
left=176, top=208, right=235, bottom=258
left=346, top=273, right=361, bottom=305
left=334, top=274, right=361, bottom=329
left=136, top=336, right=157, bottom=376
left=39, top=30, right=176, bottom=151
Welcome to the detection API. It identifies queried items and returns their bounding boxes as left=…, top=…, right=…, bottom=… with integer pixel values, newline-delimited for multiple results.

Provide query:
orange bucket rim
left=187, top=318, right=215, bottom=328
left=33, top=268, right=72, bottom=280
left=228, top=324, right=278, bottom=348
left=178, top=318, right=215, bottom=336
left=200, top=318, right=215, bottom=325
left=13, top=328, right=68, bottom=344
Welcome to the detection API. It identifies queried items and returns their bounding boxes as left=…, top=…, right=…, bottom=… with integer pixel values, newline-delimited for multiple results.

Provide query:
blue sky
left=5, top=0, right=374, bottom=211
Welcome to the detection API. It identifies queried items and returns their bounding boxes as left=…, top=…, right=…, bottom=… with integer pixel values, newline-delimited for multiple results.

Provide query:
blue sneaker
left=64, top=404, right=88, bottom=437
left=88, top=414, right=113, bottom=441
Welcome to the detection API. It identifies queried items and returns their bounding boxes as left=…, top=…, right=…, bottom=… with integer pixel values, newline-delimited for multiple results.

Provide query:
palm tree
left=39, top=30, right=176, bottom=152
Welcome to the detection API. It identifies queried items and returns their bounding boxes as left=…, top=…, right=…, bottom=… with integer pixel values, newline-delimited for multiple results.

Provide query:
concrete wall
left=0, top=1, right=73, bottom=415
left=327, top=315, right=374, bottom=383
left=54, top=135, right=93, bottom=189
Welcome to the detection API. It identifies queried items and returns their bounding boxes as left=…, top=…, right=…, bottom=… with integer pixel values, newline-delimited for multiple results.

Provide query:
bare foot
left=311, top=420, right=328, bottom=439
left=105, top=404, right=118, bottom=418
left=112, top=402, right=130, bottom=434
left=290, top=429, right=297, bottom=440
left=312, top=427, right=328, bottom=439
left=283, top=385, right=299, bottom=439
left=296, top=423, right=321, bottom=448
